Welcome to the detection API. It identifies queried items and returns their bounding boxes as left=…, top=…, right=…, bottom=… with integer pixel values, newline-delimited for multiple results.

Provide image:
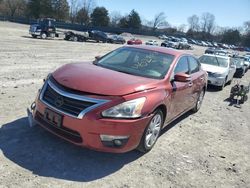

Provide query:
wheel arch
left=152, top=104, right=167, bottom=122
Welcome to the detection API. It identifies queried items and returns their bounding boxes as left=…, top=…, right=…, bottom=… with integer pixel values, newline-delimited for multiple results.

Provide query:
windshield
left=96, top=47, right=175, bottom=79
left=199, top=55, right=229, bottom=68
left=232, top=58, right=243, bottom=66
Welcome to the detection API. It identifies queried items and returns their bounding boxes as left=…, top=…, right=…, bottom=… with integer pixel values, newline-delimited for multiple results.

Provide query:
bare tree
left=187, top=14, right=199, bottom=31
left=3, top=0, right=26, bottom=17
left=75, top=0, right=95, bottom=25
left=244, top=21, right=250, bottom=33
left=69, top=0, right=79, bottom=23
left=178, top=24, right=187, bottom=32
left=109, top=11, right=122, bottom=26
left=152, top=12, right=169, bottom=30
left=200, top=12, right=215, bottom=34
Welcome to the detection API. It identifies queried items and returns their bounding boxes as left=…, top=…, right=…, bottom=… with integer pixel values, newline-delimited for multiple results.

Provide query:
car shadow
left=0, top=117, right=143, bottom=182
left=161, top=111, right=193, bottom=135
left=21, top=36, right=65, bottom=41
left=206, top=85, right=221, bottom=92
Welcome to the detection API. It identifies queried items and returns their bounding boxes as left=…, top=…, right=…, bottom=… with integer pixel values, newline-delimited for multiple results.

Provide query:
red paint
left=34, top=45, right=207, bottom=153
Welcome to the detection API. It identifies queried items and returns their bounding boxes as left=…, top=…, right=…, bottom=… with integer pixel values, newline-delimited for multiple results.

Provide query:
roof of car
left=201, top=53, right=230, bottom=59
left=124, top=45, right=188, bottom=56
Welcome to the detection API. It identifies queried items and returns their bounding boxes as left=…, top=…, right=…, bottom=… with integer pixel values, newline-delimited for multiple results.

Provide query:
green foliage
left=27, top=0, right=69, bottom=20
left=221, top=29, right=241, bottom=45
left=119, top=9, right=141, bottom=29
left=242, top=33, right=250, bottom=47
left=52, top=0, right=69, bottom=20
left=119, top=17, right=129, bottom=28
left=127, top=9, right=141, bottom=29
left=90, top=6, right=109, bottom=26
left=76, top=8, right=90, bottom=25
left=27, top=0, right=40, bottom=18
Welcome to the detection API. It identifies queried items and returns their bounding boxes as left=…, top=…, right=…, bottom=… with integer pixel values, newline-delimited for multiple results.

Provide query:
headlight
left=102, top=97, right=146, bottom=118
left=211, top=73, right=223, bottom=77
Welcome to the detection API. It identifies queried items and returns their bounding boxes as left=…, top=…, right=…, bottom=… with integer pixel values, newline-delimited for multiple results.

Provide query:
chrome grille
left=43, top=84, right=96, bottom=116
left=40, top=77, right=109, bottom=119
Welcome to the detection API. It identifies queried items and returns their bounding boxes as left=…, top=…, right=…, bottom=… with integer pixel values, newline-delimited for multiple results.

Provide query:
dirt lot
left=0, top=21, right=250, bottom=188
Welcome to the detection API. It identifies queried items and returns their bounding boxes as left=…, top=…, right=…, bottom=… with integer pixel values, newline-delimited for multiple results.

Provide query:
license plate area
left=44, top=108, right=63, bottom=127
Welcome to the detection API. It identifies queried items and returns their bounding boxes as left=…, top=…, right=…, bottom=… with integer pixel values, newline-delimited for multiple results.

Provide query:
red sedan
left=28, top=45, right=207, bottom=153
left=127, top=38, right=142, bottom=45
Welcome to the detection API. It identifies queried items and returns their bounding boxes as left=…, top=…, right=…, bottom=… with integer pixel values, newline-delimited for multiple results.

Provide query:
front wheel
left=137, top=110, right=163, bottom=153
left=219, top=78, right=227, bottom=90
left=192, top=89, right=205, bottom=112
left=40, top=32, right=47, bottom=39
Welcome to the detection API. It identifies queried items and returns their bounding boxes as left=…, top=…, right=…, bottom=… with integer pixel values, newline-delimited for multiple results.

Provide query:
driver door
left=168, top=56, right=193, bottom=120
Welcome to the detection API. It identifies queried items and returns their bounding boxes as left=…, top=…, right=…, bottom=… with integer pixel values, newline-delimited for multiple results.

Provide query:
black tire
left=73, top=36, right=78, bottom=42
left=40, top=32, right=47, bottom=39
left=137, top=110, right=163, bottom=153
left=161, top=44, right=166, bottom=47
left=192, top=89, right=205, bottom=112
left=228, top=78, right=233, bottom=85
left=31, top=34, right=37, bottom=38
left=219, top=78, right=227, bottom=90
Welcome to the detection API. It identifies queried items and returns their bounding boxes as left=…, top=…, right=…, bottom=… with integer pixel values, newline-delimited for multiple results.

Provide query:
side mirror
left=95, top=56, right=101, bottom=61
left=174, top=73, right=191, bottom=82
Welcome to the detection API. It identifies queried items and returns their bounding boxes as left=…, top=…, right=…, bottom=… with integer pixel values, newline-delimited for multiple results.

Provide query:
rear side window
left=188, top=56, right=200, bottom=74
left=174, top=56, right=189, bottom=74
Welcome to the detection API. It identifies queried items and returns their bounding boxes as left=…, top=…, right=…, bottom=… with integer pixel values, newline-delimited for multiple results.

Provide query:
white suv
left=199, top=54, right=236, bottom=90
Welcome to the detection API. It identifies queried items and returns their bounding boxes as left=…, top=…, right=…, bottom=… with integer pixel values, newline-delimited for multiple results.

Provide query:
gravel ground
left=0, top=21, right=250, bottom=188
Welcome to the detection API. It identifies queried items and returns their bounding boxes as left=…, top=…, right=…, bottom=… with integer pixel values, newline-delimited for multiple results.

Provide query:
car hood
left=52, top=62, right=159, bottom=96
left=30, top=24, right=39, bottom=27
left=201, top=63, right=227, bottom=74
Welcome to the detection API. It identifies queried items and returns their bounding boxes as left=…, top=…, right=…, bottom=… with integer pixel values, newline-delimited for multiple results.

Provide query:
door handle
left=200, top=77, right=204, bottom=80
left=188, top=82, right=193, bottom=87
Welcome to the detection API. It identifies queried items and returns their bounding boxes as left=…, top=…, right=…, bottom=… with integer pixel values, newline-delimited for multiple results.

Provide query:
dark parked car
left=28, top=46, right=207, bottom=153
left=205, top=47, right=216, bottom=54
left=232, top=57, right=246, bottom=77
left=88, top=30, right=108, bottom=43
left=64, top=30, right=108, bottom=43
left=107, top=35, right=126, bottom=44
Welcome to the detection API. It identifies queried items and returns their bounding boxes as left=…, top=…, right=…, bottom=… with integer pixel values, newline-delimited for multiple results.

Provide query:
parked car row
left=158, top=34, right=250, bottom=52
left=64, top=30, right=127, bottom=44
left=160, top=36, right=192, bottom=50
left=199, top=52, right=250, bottom=90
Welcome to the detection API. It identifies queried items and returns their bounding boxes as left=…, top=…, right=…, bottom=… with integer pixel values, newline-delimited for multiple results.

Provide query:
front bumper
left=29, top=31, right=41, bottom=36
left=207, top=76, right=226, bottom=86
left=31, top=99, right=152, bottom=153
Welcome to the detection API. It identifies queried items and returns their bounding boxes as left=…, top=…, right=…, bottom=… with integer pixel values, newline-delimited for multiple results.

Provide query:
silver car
left=199, top=54, right=236, bottom=90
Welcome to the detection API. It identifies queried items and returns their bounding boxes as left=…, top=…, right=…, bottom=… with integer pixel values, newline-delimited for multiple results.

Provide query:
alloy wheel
left=145, top=114, right=162, bottom=148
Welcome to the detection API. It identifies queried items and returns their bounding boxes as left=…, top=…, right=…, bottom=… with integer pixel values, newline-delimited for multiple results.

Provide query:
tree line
left=0, top=0, right=249, bottom=47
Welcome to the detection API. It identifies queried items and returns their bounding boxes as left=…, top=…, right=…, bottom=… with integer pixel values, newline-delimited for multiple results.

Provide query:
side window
left=174, top=56, right=189, bottom=74
left=188, top=56, right=200, bottom=74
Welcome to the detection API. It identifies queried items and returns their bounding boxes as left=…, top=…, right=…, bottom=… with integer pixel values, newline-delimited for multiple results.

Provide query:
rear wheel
left=31, top=34, right=37, bottom=38
left=73, top=36, right=78, bottom=42
left=137, top=110, right=163, bottom=153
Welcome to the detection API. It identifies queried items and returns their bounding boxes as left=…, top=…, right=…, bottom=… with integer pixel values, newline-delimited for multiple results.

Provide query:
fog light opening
left=113, top=139, right=122, bottom=146
left=100, top=135, right=129, bottom=148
